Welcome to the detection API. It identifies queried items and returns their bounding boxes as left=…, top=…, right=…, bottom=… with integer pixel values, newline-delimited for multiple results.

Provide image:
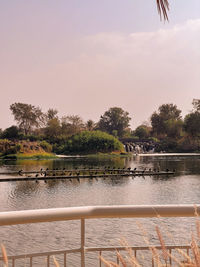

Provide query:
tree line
left=0, top=99, right=200, bottom=153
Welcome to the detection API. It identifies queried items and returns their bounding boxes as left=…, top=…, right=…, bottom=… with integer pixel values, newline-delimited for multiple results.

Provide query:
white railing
left=0, top=205, right=199, bottom=267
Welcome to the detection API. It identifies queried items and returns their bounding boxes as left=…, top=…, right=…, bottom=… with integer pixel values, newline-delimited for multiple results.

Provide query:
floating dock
left=0, top=168, right=175, bottom=182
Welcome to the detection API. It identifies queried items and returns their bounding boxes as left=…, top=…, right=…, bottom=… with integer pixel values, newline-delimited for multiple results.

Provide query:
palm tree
left=85, top=120, right=96, bottom=131
left=156, top=0, right=169, bottom=21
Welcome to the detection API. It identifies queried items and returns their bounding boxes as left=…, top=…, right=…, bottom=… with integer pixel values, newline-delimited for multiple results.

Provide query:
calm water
left=0, top=154, right=200, bottom=266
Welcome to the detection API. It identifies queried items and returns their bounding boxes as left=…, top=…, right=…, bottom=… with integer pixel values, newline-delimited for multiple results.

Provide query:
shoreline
left=1, top=152, right=200, bottom=161
left=0, top=152, right=57, bottom=160
left=135, top=152, right=200, bottom=157
left=56, top=152, right=200, bottom=159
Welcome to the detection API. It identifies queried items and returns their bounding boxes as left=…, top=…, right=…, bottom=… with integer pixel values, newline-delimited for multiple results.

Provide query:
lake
left=0, top=154, right=200, bottom=266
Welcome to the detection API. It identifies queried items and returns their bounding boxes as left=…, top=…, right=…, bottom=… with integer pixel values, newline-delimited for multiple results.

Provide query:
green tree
left=85, top=120, right=96, bottom=131
left=134, top=125, right=150, bottom=139
left=164, top=119, right=183, bottom=138
left=40, top=140, right=52, bottom=153
left=44, top=118, right=61, bottom=139
left=1, top=126, right=20, bottom=139
left=10, top=103, right=45, bottom=135
left=61, top=115, right=84, bottom=136
left=62, top=130, right=124, bottom=154
left=151, top=104, right=182, bottom=138
left=98, top=107, right=131, bottom=138
left=184, top=112, right=200, bottom=138
left=46, top=108, right=58, bottom=121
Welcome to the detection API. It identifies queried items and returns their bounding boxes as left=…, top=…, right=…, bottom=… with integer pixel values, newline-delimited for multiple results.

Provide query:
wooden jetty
left=0, top=168, right=175, bottom=182
left=0, top=168, right=134, bottom=175
left=0, top=168, right=173, bottom=175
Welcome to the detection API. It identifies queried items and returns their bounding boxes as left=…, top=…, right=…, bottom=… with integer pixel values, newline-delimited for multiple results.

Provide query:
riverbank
left=0, top=139, right=56, bottom=160
left=56, top=151, right=130, bottom=158
left=0, top=152, right=57, bottom=160
left=135, top=152, right=200, bottom=157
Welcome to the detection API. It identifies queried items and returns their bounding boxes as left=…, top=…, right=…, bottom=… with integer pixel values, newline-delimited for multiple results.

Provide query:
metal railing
left=0, top=205, right=199, bottom=267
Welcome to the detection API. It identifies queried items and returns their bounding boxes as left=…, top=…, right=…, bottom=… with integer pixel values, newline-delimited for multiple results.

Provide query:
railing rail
left=0, top=204, right=199, bottom=226
left=0, top=204, right=199, bottom=266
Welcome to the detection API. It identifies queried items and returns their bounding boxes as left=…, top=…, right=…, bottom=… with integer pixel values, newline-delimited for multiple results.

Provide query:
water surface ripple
left=0, top=154, right=200, bottom=266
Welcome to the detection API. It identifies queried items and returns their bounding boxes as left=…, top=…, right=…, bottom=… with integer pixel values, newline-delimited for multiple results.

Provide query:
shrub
left=61, top=130, right=125, bottom=154
left=40, top=140, right=52, bottom=152
left=155, top=138, right=178, bottom=152
left=0, top=139, right=21, bottom=155
left=1, top=126, right=20, bottom=139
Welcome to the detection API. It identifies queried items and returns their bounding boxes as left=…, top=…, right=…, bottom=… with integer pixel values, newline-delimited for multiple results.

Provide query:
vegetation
left=0, top=99, right=200, bottom=156
left=0, top=139, right=21, bottom=156
left=98, top=107, right=131, bottom=138
left=151, top=104, right=182, bottom=139
left=156, top=0, right=169, bottom=21
left=1, top=126, right=21, bottom=139
left=101, top=224, right=200, bottom=267
left=101, top=207, right=200, bottom=267
left=15, top=152, right=56, bottom=160
left=10, top=103, right=45, bottom=135
left=58, top=131, right=125, bottom=154
left=0, top=139, right=55, bottom=160
left=184, top=112, right=200, bottom=138
left=134, top=125, right=151, bottom=139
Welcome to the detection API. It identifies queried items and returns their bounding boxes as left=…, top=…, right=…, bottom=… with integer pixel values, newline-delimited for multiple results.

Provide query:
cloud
left=1, top=20, right=200, bottom=129
left=69, top=19, right=200, bottom=125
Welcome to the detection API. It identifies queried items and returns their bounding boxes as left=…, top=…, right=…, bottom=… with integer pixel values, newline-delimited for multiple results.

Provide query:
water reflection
left=0, top=154, right=200, bottom=266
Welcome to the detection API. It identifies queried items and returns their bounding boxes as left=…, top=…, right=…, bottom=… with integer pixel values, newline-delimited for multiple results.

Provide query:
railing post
left=81, top=219, right=85, bottom=267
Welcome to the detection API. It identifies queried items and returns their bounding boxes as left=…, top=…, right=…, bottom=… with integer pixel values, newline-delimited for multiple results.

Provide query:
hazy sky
left=1, top=0, right=200, bottom=130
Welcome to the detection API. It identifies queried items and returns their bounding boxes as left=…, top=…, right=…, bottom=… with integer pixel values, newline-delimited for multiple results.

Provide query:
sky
left=0, top=0, right=200, bottom=130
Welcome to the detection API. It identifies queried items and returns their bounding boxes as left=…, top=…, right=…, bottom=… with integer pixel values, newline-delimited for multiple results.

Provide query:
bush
left=155, top=138, right=178, bottom=152
left=134, top=125, right=150, bottom=139
left=23, top=135, right=39, bottom=141
left=61, top=130, right=125, bottom=154
left=1, top=126, right=20, bottom=139
left=0, top=139, right=21, bottom=155
left=176, top=137, right=200, bottom=152
left=40, top=141, right=52, bottom=152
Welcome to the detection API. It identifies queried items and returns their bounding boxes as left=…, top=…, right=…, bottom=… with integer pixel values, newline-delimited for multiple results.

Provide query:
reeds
left=1, top=245, right=8, bottom=267
left=16, top=152, right=56, bottom=160
left=100, top=217, right=200, bottom=267
left=2, top=211, right=200, bottom=266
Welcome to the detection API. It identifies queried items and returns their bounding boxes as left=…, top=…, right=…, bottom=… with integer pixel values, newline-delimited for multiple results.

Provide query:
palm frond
left=156, top=0, right=169, bottom=21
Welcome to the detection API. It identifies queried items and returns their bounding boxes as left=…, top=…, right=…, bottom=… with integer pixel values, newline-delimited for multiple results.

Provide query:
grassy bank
left=0, top=152, right=57, bottom=160
left=0, top=139, right=56, bottom=160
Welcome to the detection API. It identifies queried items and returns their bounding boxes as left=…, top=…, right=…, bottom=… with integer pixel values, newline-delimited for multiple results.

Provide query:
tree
left=62, top=130, right=124, bottom=154
left=61, top=115, right=84, bottom=136
left=184, top=112, right=200, bottom=138
left=151, top=104, right=182, bottom=138
left=1, top=126, right=20, bottom=139
left=164, top=119, right=183, bottom=138
left=46, top=108, right=58, bottom=121
left=183, top=99, right=200, bottom=138
left=134, top=125, right=150, bottom=139
left=10, top=103, right=45, bottom=135
left=156, top=0, right=169, bottom=21
left=98, top=107, right=131, bottom=138
left=85, top=120, right=96, bottom=131
left=192, top=99, right=200, bottom=112
left=44, top=117, right=61, bottom=139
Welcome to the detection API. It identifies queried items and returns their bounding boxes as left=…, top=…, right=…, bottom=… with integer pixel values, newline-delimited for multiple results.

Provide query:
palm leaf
left=156, top=0, right=169, bottom=21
